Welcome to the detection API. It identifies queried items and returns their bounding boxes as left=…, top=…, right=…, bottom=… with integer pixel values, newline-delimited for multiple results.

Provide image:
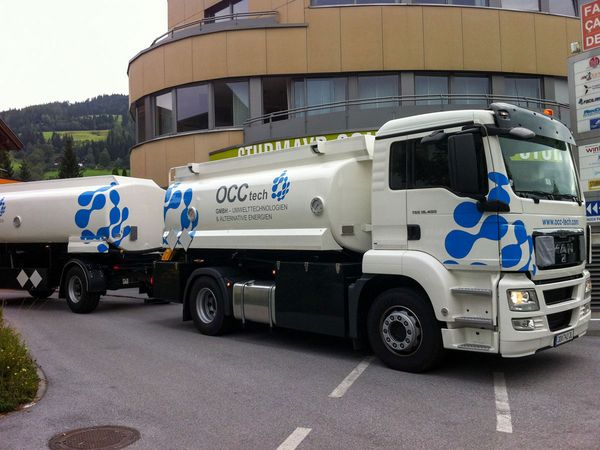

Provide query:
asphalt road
left=1, top=290, right=599, bottom=450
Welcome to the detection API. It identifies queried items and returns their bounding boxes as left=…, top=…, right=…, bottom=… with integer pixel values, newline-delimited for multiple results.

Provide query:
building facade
left=128, top=0, right=582, bottom=186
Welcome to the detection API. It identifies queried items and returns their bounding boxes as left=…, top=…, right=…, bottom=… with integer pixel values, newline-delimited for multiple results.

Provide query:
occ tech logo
left=271, top=170, right=290, bottom=201
left=216, top=170, right=292, bottom=204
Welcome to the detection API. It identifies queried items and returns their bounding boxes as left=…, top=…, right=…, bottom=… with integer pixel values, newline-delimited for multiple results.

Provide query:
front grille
left=543, top=287, right=573, bottom=306
left=535, top=231, right=584, bottom=271
left=547, top=310, right=573, bottom=332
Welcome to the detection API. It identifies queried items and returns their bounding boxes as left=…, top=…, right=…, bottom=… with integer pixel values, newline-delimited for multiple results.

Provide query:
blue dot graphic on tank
left=444, top=172, right=535, bottom=272
left=74, top=182, right=131, bottom=253
left=163, top=182, right=182, bottom=220
left=0, top=197, right=5, bottom=218
left=271, top=170, right=291, bottom=202
left=163, top=183, right=198, bottom=246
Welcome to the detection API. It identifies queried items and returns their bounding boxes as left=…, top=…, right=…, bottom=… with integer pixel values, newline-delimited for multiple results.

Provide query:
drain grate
left=48, top=425, right=140, bottom=450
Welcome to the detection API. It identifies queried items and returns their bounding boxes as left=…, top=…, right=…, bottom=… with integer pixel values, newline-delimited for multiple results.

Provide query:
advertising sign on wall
left=573, top=55, right=600, bottom=133
left=578, top=142, right=600, bottom=191
left=582, top=0, right=600, bottom=51
left=210, top=130, right=377, bottom=160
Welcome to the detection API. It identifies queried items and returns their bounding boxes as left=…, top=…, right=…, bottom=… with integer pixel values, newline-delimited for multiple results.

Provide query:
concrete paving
left=1, top=290, right=599, bottom=449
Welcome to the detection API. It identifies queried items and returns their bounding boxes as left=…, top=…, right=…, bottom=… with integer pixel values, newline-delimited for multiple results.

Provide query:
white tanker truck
left=0, top=176, right=164, bottom=313
left=156, top=103, right=592, bottom=372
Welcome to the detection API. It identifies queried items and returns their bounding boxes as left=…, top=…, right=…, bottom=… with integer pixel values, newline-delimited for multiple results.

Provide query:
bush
left=0, top=308, right=40, bottom=412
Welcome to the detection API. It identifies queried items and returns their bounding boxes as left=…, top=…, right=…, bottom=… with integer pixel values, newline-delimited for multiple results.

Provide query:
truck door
left=403, top=128, right=500, bottom=268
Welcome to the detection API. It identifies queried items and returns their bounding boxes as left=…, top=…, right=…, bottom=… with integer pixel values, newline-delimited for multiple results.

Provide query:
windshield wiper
left=551, top=193, right=582, bottom=205
left=514, top=190, right=555, bottom=202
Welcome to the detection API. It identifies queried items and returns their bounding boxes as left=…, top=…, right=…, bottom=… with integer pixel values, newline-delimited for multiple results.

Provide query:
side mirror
left=448, top=134, right=481, bottom=195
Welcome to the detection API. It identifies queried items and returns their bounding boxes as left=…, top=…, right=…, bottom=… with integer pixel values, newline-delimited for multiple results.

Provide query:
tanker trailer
left=0, top=175, right=165, bottom=313
left=155, top=104, right=591, bottom=372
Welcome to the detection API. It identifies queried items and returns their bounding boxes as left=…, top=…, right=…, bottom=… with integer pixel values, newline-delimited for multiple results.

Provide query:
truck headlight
left=507, top=289, right=539, bottom=312
left=585, top=278, right=592, bottom=298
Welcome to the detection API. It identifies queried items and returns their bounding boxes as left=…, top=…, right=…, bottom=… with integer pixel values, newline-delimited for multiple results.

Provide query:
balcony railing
left=151, top=11, right=280, bottom=47
left=245, top=94, right=569, bottom=126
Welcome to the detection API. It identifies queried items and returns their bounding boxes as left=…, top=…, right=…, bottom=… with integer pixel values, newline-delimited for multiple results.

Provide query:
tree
left=58, top=135, right=81, bottom=178
left=84, top=149, right=96, bottom=167
left=121, top=168, right=128, bottom=177
left=112, top=167, right=119, bottom=175
left=98, top=148, right=111, bottom=169
left=0, top=150, right=14, bottom=178
left=18, top=159, right=32, bottom=181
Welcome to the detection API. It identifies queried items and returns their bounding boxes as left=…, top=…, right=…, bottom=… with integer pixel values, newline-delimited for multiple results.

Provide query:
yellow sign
left=209, top=131, right=377, bottom=161
left=588, top=179, right=600, bottom=190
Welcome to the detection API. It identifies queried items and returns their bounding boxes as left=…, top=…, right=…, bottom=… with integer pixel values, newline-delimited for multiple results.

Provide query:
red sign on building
left=582, top=0, right=600, bottom=51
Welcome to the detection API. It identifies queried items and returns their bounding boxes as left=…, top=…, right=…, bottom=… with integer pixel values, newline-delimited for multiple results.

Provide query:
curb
left=0, top=363, right=47, bottom=419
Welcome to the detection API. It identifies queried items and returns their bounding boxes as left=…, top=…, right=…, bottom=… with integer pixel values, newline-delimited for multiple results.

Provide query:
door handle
left=407, top=224, right=421, bottom=241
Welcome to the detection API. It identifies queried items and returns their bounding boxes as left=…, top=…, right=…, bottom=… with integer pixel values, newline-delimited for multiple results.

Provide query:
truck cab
left=367, top=103, right=591, bottom=363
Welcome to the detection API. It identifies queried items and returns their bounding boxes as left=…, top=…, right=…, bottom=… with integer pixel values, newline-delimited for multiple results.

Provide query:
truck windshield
left=499, top=135, right=580, bottom=202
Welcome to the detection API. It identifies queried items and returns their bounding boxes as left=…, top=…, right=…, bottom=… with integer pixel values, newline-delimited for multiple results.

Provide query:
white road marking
left=493, top=372, right=513, bottom=433
left=276, top=427, right=312, bottom=450
left=329, top=357, right=373, bottom=398
left=591, top=318, right=600, bottom=321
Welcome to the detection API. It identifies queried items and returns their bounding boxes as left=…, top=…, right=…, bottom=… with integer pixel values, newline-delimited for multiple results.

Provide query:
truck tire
left=28, top=288, right=55, bottom=299
left=64, top=266, right=100, bottom=314
left=189, top=276, right=232, bottom=336
left=367, top=287, right=443, bottom=373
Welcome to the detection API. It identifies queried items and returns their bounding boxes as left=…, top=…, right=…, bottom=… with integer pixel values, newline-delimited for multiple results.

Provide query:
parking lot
left=1, top=290, right=599, bottom=450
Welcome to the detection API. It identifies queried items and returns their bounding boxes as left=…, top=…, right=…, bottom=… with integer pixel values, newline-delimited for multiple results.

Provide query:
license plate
left=554, top=329, right=574, bottom=347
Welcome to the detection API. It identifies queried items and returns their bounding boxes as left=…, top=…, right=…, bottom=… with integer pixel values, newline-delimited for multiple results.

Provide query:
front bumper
left=498, top=271, right=592, bottom=357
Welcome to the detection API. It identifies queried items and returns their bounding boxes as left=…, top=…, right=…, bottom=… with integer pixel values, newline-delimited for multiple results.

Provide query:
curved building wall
left=129, top=1, right=580, bottom=186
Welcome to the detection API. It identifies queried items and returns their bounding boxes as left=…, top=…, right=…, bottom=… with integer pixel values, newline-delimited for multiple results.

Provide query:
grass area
left=42, top=130, right=109, bottom=142
left=43, top=168, right=127, bottom=179
left=0, top=308, right=40, bottom=412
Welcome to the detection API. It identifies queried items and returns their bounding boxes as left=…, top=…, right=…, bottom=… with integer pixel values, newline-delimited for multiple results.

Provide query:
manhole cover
left=48, top=426, right=140, bottom=450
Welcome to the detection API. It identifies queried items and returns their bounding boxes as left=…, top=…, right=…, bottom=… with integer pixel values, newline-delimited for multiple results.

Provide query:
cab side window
left=389, top=141, right=407, bottom=190
left=388, top=131, right=487, bottom=194
left=413, top=139, right=450, bottom=189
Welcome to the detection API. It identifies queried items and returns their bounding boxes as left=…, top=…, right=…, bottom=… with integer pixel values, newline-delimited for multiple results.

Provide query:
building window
left=262, top=77, right=289, bottom=122
left=206, top=0, right=248, bottom=22
left=155, top=92, right=173, bottom=136
left=415, top=75, right=449, bottom=105
left=449, top=0, right=488, bottom=5
left=358, top=75, right=399, bottom=109
left=504, top=77, right=541, bottom=107
left=451, top=76, right=490, bottom=104
left=500, top=0, right=539, bottom=11
left=548, top=0, right=576, bottom=16
left=177, top=85, right=209, bottom=132
left=554, top=78, right=568, bottom=104
left=136, top=101, right=146, bottom=142
left=214, top=80, right=250, bottom=127
left=294, top=77, right=347, bottom=116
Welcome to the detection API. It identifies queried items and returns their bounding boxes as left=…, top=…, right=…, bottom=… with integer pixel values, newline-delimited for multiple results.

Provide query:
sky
left=0, top=0, right=167, bottom=111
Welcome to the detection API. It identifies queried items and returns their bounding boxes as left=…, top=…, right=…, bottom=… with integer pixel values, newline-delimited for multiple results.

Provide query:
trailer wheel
left=189, top=276, right=232, bottom=336
left=64, top=266, right=100, bottom=314
left=367, top=288, right=443, bottom=373
left=28, top=288, right=55, bottom=299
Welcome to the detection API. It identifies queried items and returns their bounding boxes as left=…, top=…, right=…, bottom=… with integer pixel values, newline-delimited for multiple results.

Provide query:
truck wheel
left=64, top=266, right=100, bottom=314
left=189, top=276, right=232, bottom=336
left=28, top=288, right=55, bottom=299
left=367, top=288, right=443, bottom=373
